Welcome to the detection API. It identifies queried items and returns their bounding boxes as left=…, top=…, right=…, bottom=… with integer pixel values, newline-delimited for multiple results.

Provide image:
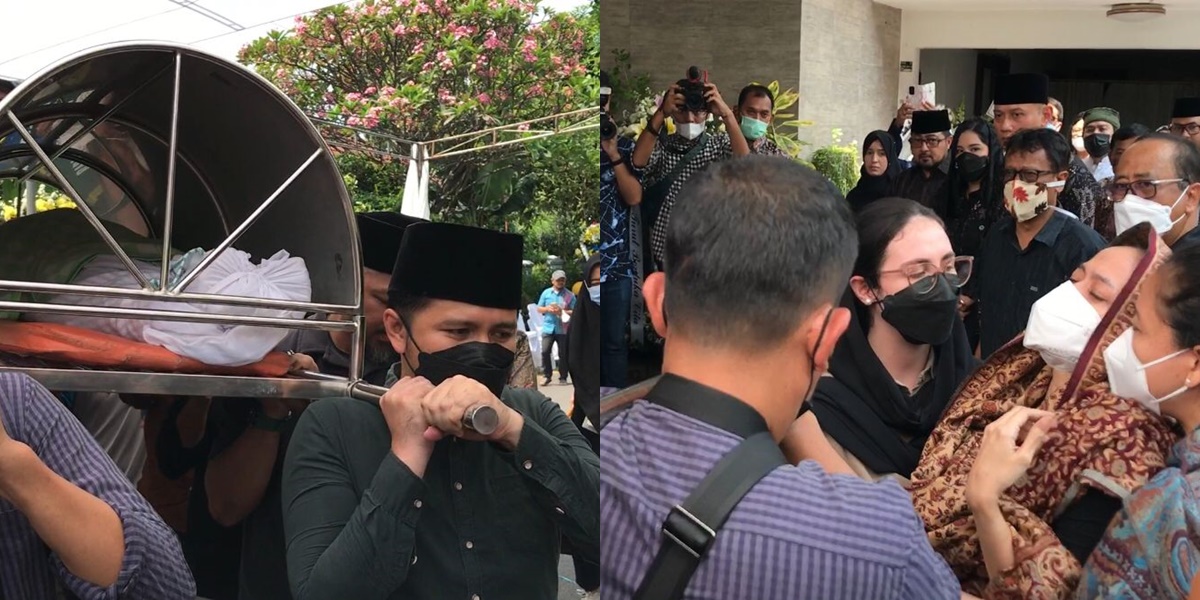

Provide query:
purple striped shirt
left=0, top=373, right=195, bottom=599
left=601, top=394, right=960, bottom=599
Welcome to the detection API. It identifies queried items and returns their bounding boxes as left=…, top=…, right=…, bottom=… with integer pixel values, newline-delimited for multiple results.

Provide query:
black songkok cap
left=911, top=109, right=951, bottom=134
left=388, top=222, right=524, bottom=310
left=1173, top=97, right=1200, bottom=119
left=357, top=211, right=426, bottom=274
left=994, top=73, right=1050, bottom=106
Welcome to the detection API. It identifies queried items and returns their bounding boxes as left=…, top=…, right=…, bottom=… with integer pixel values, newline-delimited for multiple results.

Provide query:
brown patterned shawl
left=909, top=223, right=1179, bottom=599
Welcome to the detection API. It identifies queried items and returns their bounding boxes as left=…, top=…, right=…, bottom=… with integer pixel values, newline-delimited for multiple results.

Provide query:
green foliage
left=810, top=129, right=860, bottom=195
left=605, top=49, right=652, bottom=122
left=950, top=98, right=967, bottom=128
left=1, top=181, right=75, bottom=222
left=240, top=0, right=595, bottom=235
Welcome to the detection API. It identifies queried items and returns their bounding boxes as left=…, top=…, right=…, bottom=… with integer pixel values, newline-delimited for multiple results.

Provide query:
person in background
left=1169, top=97, right=1200, bottom=151
left=1071, top=116, right=1089, bottom=161
left=964, top=128, right=1106, bottom=358
left=599, top=70, right=642, bottom=390
left=845, top=130, right=902, bottom=213
left=283, top=211, right=423, bottom=386
left=799, top=199, right=979, bottom=485
left=1081, top=107, right=1120, bottom=184
left=633, top=73, right=750, bottom=270
left=601, top=157, right=962, bottom=598
left=282, top=222, right=598, bottom=600
left=1110, top=133, right=1200, bottom=250
left=943, top=118, right=1006, bottom=349
left=1047, top=97, right=1064, bottom=132
left=537, top=269, right=574, bottom=386
left=736, top=84, right=784, bottom=156
left=0, top=373, right=195, bottom=599
left=920, top=224, right=1175, bottom=598
left=566, top=253, right=601, bottom=599
left=991, top=73, right=1108, bottom=234
left=889, top=109, right=953, bottom=216
left=1071, top=243, right=1200, bottom=599
left=1110, top=123, right=1152, bottom=172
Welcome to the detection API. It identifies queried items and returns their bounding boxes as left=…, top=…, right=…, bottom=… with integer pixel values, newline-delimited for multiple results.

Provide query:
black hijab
left=810, top=287, right=978, bottom=477
left=567, top=254, right=601, bottom=426
left=845, top=130, right=902, bottom=213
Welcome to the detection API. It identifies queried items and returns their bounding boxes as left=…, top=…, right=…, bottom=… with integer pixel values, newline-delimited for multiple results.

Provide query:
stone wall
left=795, top=0, right=901, bottom=154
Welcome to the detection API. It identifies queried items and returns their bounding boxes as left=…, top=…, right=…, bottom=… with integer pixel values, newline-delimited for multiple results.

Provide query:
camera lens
left=600, top=114, right=616, bottom=140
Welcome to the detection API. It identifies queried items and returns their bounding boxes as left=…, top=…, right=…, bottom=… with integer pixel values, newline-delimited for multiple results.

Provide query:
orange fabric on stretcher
left=0, top=321, right=291, bottom=377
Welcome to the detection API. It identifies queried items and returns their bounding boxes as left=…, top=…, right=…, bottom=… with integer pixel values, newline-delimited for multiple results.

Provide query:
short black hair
left=853, top=198, right=944, bottom=289
left=1161, top=244, right=1200, bottom=349
left=599, top=70, right=611, bottom=90
left=386, top=291, right=433, bottom=325
left=737, top=84, right=775, bottom=110
left=1005, top=127, right=1072, bottom=173
left=0, top=79, right=15, bottom=96
left=663, top=156, right=857, bottom=350
left=1113, top=123, right=1151, bottom=144
left=1136, top=132, right=1200, bottom=184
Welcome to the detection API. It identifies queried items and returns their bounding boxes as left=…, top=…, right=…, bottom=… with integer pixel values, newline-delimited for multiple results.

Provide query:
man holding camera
left=632, top=67, right=751, bottom=270
left=599, top=70, right=642, bottom=389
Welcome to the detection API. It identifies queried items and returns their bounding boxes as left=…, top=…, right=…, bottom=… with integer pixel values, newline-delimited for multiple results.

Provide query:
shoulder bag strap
left=632, top=431, right=785, bottom=600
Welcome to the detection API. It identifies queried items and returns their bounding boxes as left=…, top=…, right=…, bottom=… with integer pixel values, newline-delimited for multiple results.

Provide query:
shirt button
left=454, top=482, right=463, bottom=491
left=523, top=460, right=533, bottom=470
left=472, top=596, right=481, bottom=600
left=465, top=541, right=474, bottom=549
left=554, top=506, right=565, bottom=515
left=413, top=499, right=422, bottom=509
left=412, top=555, right=418, bottom=565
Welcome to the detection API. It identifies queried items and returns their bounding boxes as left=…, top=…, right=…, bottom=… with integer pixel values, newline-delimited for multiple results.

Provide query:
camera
left=600, top=112, right=616, bottom=141
left=678, top=66, right=708, bottom=113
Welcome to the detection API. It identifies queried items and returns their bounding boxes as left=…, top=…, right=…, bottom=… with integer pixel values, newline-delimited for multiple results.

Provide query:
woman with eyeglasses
left=787, top=198, right=979, bottom=485
left=910, top=223, right=1177, bottom=598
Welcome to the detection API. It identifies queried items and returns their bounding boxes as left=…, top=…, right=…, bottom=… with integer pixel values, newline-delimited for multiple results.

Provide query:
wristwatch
left=251, top=411, right=291, bottom=432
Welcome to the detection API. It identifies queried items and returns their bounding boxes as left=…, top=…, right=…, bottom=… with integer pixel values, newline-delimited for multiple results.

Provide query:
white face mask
left=1114, top=188, right=1187, bottom=236
left=1024, top=281, right=1102, bottom=372
left=676, top=122, right=705, bottom=140
left=588, top=284, right=601, bottom=306
left=1103, top=329, right=1191, bottom=415
left=1072, top=137, right=1086, bottom=151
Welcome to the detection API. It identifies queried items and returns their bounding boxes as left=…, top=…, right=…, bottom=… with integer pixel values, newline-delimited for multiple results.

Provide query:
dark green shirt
left=281, top=387, right=599, bottom=600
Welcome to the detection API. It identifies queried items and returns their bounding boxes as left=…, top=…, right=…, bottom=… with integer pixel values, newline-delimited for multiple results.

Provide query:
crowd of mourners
left=599, top=68, right=1200, bottom=599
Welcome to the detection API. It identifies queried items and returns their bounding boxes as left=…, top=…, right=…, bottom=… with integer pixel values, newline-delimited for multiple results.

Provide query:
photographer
left=632, top=67, right=750, bottom=269
left=599, top=70, right=642, bottom=389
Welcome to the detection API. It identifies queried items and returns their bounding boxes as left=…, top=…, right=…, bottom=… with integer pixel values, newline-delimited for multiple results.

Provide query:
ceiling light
left=1107, top=2, right=1167, bottom=22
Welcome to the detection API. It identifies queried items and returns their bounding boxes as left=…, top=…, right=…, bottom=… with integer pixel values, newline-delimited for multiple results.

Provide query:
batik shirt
left=600, top=137, right=640, bottom=283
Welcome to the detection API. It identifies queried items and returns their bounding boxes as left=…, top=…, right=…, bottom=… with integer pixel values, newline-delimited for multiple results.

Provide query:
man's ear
left=383, top=308, right=409, bottom=356
left=1042, top=104, right=1055, bottom=126
left=1184, top=182, right=1200, bottom=216
left=804, top=305, right=851, bottom=374
left=644, top=272, right=668, bottom=338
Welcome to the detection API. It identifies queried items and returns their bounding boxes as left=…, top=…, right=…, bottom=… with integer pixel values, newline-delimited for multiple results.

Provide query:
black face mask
left=407, top=338, right=515, bottom=398
left=1084, top=133, right=1112, bottom=158
left=877, top=275, right=959, bottom=346
left=956, top=152, right=989, bottom=182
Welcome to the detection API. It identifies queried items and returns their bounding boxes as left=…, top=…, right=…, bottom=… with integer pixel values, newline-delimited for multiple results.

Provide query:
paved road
left=537, top=380, right=593, bottom=600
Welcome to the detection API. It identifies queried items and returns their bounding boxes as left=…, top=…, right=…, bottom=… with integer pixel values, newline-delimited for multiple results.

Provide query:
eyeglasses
left=1106, top=178, right=1189, bottom=201
left=1001, top=168, right=1059, bottom=184
left=878, top=256, right=974, bottom=294
left=910, top=136, right=946, bottom=148
left=1168, top=122, right=1200, bottom=136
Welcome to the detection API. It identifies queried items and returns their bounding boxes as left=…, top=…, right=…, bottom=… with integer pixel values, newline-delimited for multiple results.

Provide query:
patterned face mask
left=1004, top=179, right=1064, bottom=222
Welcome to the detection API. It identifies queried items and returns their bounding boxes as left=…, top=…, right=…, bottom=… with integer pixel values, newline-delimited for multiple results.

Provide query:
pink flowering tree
left=239, top=0, right=596, bottom=228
